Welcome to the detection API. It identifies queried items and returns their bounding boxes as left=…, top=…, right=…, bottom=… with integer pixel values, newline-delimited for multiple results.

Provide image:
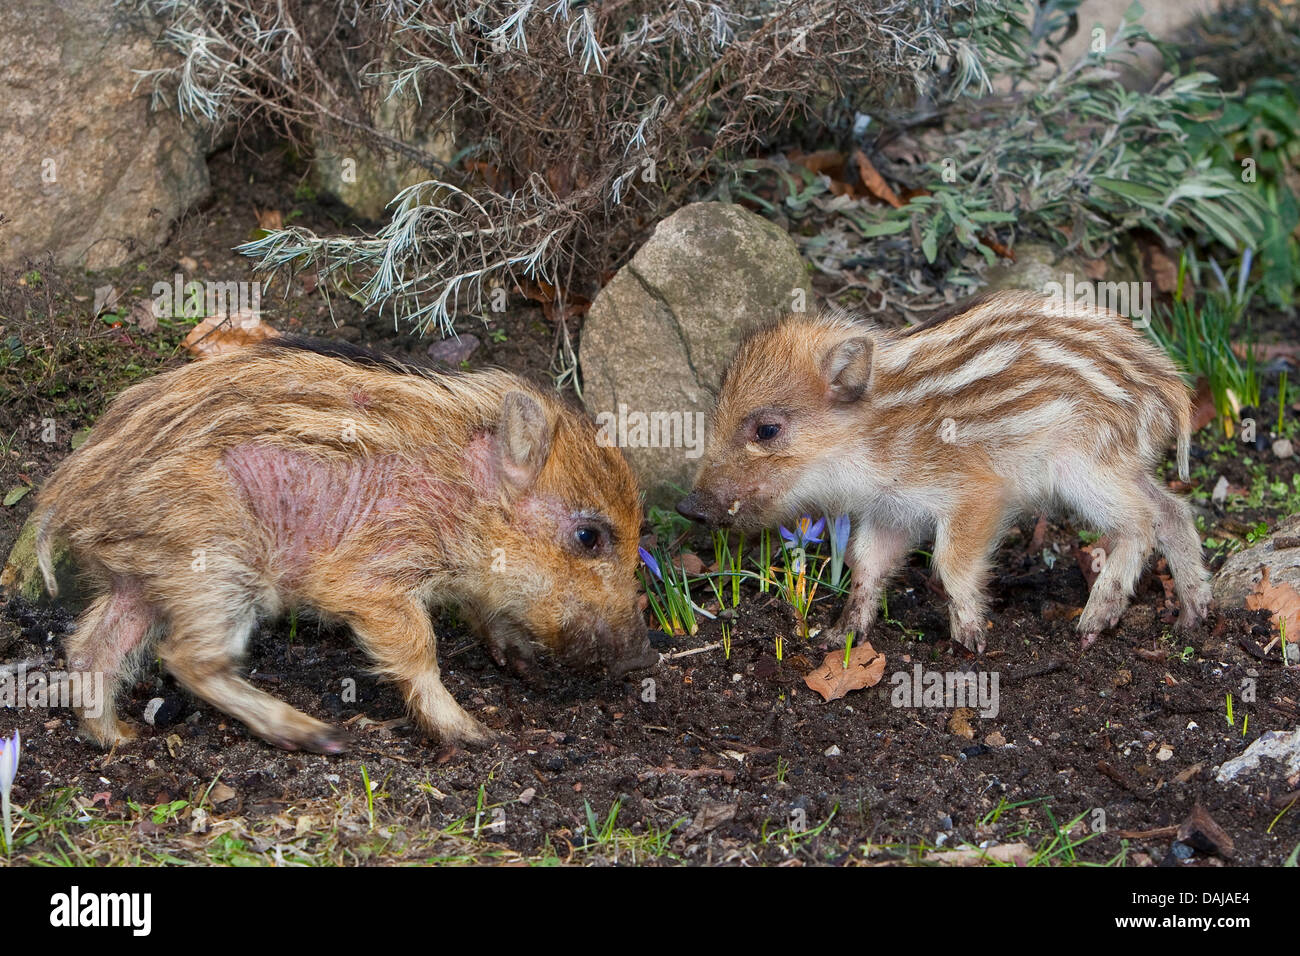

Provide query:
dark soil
left=1, top=144, right=1299, bottom=867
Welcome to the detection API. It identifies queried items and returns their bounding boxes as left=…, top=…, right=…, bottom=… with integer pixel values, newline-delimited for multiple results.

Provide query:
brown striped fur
left=679, top=290, right=1210, bottom=651
left=35, top=340, right=652, bottom=751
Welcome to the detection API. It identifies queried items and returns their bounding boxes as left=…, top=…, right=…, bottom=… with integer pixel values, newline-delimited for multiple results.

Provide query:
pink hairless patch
left=222, top=444, right=467, bottom=575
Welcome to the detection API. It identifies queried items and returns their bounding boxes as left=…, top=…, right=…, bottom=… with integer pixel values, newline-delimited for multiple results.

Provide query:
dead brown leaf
left=182, top=309, right=279, bottom=359
left=789, top=149, right=845, bottom=178
left=1245, top=566, right=1300, bottom=643
left=803, top=641, right=886, bottom=702
left=924, top=842, right=1033, bottom=866
left=677, top=552, right=705, bottom=575
left=1076, top=537, right=1112, bottom=589
left=1191, top=378, right=1218, bottom=433
left=851, top=150, right=904, bottom=208
left=1140, top=240, right=1179, bottom=294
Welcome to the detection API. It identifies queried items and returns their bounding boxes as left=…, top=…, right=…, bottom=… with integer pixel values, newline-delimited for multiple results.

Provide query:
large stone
left=1213, top=513, right=1300, bottom=610
left=1, top=513, right=88, bottom=613
left=983, top=242, right=1095, bottom=294
left=0, top=0, right=211, bottom=270
left=311, top=72, right=456, bottom=221
left=580, top=202, right=812, bottom=505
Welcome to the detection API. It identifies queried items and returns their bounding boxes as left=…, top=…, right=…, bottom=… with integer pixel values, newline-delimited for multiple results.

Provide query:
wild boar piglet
left=678, top=290, right=1210, bottom=651
left=36, top=338, right=654, bottom=752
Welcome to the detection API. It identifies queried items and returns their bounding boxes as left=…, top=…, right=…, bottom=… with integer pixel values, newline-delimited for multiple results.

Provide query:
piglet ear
left=497, top=391, right=553, bottom=493
left=820, top=336, right=873, bottom=403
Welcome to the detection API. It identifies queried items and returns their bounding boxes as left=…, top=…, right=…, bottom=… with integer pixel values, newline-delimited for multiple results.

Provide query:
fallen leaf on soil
left=683, top=801, right=738, bottom=840
left=978, top=233, right=1015, bottom=261
left=803, top=641, right=886, bottom=702
left=789, top=149, right=845, bottom=177
left=851, top=150, right=904, bottom=208
left=1076, top=537, right=1112, bottom=589
left=678, top=551, right=705, bottom=575
left=92, top=284, right=119, bottom=317
left=128, top=299, right=159, bottom=333
left=209, top=783, right=237, bottom=805
left=1245, top=566, right=1300, bottom=643
left=1190, top=379, right=1218, bottom=433
left=182, top=309, right=279, bottom=358
left=948, top=708, right=975, bottom=740
left=923, top=842, right=1032, bottom=866
left=1140, top=240, right=1179, bottom=294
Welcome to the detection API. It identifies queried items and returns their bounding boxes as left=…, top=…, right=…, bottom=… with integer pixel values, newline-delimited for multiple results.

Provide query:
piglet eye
left=756, top=423, right=781, bottom=441
left=575, top=526, right=602, bottom=550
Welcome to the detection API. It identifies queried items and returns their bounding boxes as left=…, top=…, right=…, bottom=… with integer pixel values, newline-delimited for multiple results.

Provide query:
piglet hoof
left=1176, top=594, right=1212, bottom=632
left=952, top=623, right=986, bottom=655
left=277, top=726, right=350, bottom=755
left=819, top=618, right=870, bottom=650
left=447, top=721, right=497, bottom=750
left=79, top=717, right=137, bottom=749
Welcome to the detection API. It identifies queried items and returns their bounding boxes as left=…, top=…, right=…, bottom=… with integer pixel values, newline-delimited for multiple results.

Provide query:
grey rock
left=427, top=333, right=481, bottom=366
left=1, top=513, right=89, bottom=613
left=1213, top=513, right=1300, bottom=609
left=0, top=0, right=211, bottom=270
left=580, top=202, right=813, bottom=505
left=311, top=63, right=455, bottom=220
left=1215, top=727, right=1300, bottom=784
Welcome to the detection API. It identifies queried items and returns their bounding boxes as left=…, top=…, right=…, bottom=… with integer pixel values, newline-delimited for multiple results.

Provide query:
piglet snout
left=676, top=491, right=726, bottom=526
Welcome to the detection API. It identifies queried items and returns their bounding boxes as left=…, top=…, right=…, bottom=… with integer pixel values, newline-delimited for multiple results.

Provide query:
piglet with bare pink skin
left=35, top=338, right=654, bottom=753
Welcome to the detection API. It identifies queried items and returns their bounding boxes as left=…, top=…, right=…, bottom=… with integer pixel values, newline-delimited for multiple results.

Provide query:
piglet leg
left=821, top=523, right=910, bottom=647
left=348, top=598, right=495, bottom=748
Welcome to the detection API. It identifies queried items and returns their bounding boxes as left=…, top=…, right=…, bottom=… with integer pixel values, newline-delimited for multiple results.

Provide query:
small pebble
left=1211, top=475, right=1229, bottom=506
left=427, top=333, right=480, bottom=366
left=824, top=745, right=841, bottom=757
left=1156, top=745, right=1174, bottom=761
left=1273, top=437, right=1295, bottom=459
left=143, top=696, right=182, bottom=727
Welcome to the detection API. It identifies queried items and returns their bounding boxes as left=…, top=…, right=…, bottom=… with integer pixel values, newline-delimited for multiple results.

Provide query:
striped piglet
left=677, top=290, right=1211, bottom=651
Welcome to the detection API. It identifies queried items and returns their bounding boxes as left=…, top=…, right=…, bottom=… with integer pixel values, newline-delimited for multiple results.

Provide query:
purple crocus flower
left=638, top=546, right=662, bottom=581
left=0, top=730, right=19, bottom=854
left=779, top=516, right=825, bottom=549
left=0, top=731, right=17, bottom=794
left=830, top=514, right=851, bottom=552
